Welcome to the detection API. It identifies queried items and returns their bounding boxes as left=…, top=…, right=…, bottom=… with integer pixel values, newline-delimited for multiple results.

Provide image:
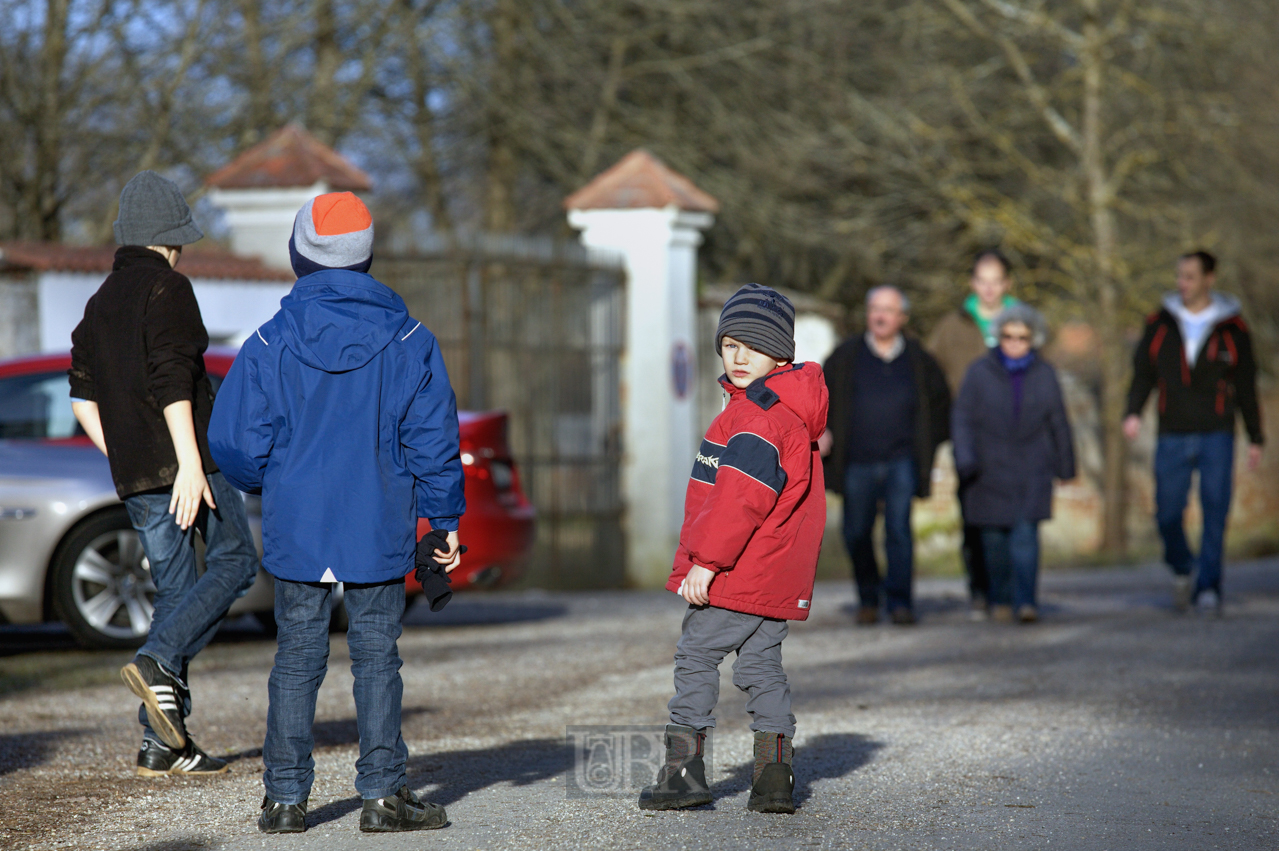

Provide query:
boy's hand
left=680, top=565, right=717, bottom=606
left=432, top=530, right=462, bottom=573
left=170, top=463, right=215, bottom=530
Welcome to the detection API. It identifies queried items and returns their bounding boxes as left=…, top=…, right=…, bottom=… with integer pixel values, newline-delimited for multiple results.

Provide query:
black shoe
left=259, top=796, right=308, bottom=833
left=890, top=607, right=917, bottom=626
left=748, top=763, right=796, bottom=813
left=638, top=724, right=714, bottom=810
left=121, top=655, right=187, bottom=750
left=748, top=730, right=796, bottom=814
left=359, top=786, right=447, bottom=832
left=136, top=738, right=229, bottom=777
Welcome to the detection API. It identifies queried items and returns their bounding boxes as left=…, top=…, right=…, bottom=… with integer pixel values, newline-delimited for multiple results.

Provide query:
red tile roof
left=0, top=242, right=295, bottom=282
left=565, top=149, right=719, bottom=213
left=205, top=124, right=371, bottom=192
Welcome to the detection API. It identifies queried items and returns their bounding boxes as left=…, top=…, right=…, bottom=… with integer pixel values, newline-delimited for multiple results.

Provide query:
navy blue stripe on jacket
left=719, top=432, right=787, bottom=494
left=691, top=438, right=725, bottom=486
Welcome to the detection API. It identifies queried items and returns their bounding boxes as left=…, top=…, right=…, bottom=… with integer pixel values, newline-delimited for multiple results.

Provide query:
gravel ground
left=1, top=559, right=1277, bottom=851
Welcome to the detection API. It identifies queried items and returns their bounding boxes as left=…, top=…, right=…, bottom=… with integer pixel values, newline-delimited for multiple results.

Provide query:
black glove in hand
left=415, top=530, right=466, bottom=612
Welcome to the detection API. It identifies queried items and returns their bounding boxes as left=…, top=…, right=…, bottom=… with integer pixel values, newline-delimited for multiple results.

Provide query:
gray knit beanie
left=716, top=283, right=796, bottom=362
left=113, top=171, right=204, bottom=246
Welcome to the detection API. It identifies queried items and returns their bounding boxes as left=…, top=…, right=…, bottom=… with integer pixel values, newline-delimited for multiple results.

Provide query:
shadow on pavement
left=714, top=732, right=882, bottom=805
left=306, top=737, right=570, bottom=828
left=0, top=730, right=80, bottom=776
left=403, top=598, right=568, bottom=628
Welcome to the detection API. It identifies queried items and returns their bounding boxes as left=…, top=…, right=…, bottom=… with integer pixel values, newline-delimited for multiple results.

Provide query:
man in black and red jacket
left=1123, top=250, right=1264, bottom=613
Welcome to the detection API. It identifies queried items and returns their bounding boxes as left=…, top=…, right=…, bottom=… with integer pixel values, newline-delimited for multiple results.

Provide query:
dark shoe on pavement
left=360, top=786, right=447, bottom=832
left=121, top=655, right=187, bottom=750
left=1195, top=588, right=1223, bottom=617
left=638, top=724, right=713, bottom=810
left=259, top=796, right=308, bottom=833
left=889, top=607, right=917, bottom=626
left=748, top=731, right=795, bottom=814
left=1173, top=575, right=1193, bottom=613
left=136, top=738, right=228, bottom=777
left=969, top=595, right=989, bottom=622
left=1016, top=605, right=1039, bottom=624
left=990, top=604, right=1014, bottom=623
left=855, top=606, right=879, bottom=626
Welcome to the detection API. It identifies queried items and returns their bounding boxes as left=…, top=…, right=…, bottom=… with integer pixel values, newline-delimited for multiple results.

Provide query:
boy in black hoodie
left=70, top=171, right=259, bottom=776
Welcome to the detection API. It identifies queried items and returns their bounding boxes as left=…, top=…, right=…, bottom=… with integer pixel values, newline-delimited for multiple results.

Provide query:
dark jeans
left=1154, top=432, right=1234, bottom=596
left=125, top=472, right=259, bottom=742
left=264, top=577, right=408, bottom=804
left=843, top=456, right=915, bottom=611
left=981, top=521, right=1040, bottom=609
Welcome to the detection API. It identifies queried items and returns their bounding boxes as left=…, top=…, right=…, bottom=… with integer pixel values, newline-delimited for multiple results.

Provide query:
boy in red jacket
left=639, top=284, right=829, bottom=815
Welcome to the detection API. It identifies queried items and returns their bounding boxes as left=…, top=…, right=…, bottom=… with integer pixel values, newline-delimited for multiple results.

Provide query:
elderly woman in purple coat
left=951, top=304, right=1076, bottom=623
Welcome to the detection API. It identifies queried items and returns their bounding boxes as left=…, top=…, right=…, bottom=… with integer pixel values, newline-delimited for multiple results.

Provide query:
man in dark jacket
left=209, top=192, right=463, bottom=834
left=821, top=286, right=950, bottom=624
left=70, top=171, right=259, bottom=776
left=1123, top=251, right=1264, bottom=614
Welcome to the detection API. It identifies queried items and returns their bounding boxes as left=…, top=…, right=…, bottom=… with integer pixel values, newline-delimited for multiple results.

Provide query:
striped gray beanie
left=716, top=283, right=796, bottom=362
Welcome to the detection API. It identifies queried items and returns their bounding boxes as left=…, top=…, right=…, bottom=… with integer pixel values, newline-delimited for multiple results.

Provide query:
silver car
left=0, top=353, right=274, bottom=649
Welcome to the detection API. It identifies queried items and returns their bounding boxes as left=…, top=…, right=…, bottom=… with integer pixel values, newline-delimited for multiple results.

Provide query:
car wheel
left=50, top=507, right=155, bottom=650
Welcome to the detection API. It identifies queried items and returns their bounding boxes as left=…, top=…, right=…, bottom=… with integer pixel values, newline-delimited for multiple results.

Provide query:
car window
left=0, top=372, right=85, bottom=439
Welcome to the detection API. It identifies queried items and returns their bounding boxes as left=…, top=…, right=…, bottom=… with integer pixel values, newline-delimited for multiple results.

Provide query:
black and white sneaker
left=136, top=738, right=229, bottom=776
left=121, top=655, right=188, bottom=750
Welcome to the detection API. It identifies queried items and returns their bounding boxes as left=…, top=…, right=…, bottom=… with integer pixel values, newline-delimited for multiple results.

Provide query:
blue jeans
left=981, top=522, right=1040, bottom=609
left=125, top=472, right=259, bottom=742
left=264, top=578, right=408, bottom=804
left=1154, top=432, right=1234, bottom=596
left=843, top=457, right=915, bottom=611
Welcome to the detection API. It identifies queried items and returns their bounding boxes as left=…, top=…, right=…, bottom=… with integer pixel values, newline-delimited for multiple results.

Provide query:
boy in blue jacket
left=209, top=192, right=464, bottom=834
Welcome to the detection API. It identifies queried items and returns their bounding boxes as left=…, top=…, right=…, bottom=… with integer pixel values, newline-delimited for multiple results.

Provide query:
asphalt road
left=1, top=560, right=1276, bottom=851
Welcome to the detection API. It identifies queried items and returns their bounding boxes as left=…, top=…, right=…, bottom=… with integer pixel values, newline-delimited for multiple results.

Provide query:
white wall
left=37, top=272, right=293, bottom=353
left=569, top=206, right=712, bottom=587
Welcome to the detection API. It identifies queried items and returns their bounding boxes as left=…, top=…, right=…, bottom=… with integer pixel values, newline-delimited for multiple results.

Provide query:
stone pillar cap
left=565, top=149, right=718, bottom=213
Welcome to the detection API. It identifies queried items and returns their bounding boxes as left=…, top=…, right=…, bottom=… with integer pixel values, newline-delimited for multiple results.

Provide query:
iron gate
left=377, top=235, right=626, bottom=589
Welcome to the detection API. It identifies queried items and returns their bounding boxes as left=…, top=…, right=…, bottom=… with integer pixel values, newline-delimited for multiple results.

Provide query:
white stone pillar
left=569, top=206, right=714, bottom=587
left=207, top=183, right=329, bottom=271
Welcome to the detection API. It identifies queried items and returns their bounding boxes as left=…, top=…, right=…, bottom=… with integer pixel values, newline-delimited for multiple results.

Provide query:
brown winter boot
left=637, top=724, right=713, bottom=810
left=748, top=731, right=795, bottom=814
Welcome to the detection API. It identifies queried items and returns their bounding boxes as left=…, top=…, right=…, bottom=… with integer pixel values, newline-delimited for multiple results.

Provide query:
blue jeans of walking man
left=843, top=456, right=915, bottom=612
left=125, top=471, right=258, bottom=742
left=1155, top=431, right=1235, bottom=597
left=264, top=577, right=410, bottom=804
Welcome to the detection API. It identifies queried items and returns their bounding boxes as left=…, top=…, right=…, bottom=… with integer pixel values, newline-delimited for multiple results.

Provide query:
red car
left=0, top=350, right=535, bottom=648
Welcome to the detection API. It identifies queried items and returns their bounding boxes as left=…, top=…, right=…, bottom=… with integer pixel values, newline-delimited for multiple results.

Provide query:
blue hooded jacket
left=208, top=269, right=465, bottom=584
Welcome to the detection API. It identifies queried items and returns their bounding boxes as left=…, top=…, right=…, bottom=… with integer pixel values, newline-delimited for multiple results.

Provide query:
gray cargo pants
left=668, top=605, right=795, bottom=738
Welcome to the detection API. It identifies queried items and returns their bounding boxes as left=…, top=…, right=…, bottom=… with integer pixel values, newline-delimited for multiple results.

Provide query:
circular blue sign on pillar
left=671, top=342, right=692, bottom=400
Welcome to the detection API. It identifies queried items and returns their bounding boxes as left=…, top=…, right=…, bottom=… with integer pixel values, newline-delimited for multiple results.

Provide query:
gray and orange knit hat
left=715, top=283, right=796, bottom=362
left=289, top=191, right=374, bottom=277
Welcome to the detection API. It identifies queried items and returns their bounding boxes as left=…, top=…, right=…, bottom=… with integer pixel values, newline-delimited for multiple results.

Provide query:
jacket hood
left=277, top=269, right=409, bottom=373
left=722, top=361, right=830, bottom=441
left=1162, top=291, right=1241, bottom=326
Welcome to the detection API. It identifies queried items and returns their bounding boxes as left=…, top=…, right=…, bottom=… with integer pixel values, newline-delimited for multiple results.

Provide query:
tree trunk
left=34, top=0, right=70, bottom=241
left=307, top=0, right=342, bottom=145
left=484, top=0, right=519, bottom=233
left=240, top=0, right=273, bottom=145
left=1081, top=0, right=1128, bottom=555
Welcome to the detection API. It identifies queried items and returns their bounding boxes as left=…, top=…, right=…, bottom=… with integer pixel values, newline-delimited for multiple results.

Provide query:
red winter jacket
left=666, top=362, right=829, bottom=621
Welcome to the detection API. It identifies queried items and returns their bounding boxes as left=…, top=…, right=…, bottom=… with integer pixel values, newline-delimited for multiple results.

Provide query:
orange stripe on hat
left=311, top=192, right=372, bottom=236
